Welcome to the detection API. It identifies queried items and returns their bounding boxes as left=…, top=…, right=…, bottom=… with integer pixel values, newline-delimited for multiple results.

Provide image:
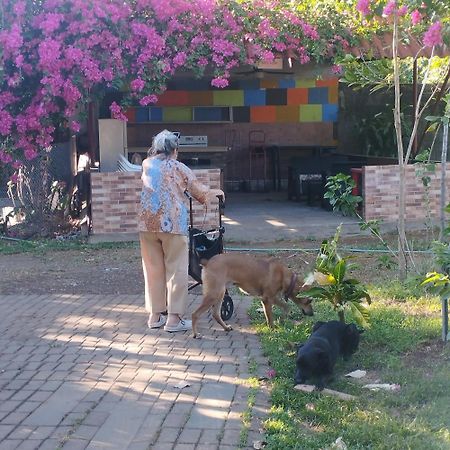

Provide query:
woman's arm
left=182, top=165, right=224, bottom=205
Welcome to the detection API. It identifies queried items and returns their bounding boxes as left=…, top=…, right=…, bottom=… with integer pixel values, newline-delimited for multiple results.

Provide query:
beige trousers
left=139, top=231, right=189, bottom=316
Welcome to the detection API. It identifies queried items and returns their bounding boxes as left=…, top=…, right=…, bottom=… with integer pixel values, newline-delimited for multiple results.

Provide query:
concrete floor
left=222, top=191, right=361, bottom=243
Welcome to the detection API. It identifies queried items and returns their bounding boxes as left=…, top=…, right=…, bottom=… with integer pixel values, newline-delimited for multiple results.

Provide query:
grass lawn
left=249, top=280, right=450, bottom=450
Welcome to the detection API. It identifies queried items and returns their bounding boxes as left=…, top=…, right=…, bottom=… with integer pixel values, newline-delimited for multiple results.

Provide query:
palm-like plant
left=302, top=226, right=372, bottom=328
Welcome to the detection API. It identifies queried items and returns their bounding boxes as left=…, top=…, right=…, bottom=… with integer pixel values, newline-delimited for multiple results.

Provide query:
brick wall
left=91, top=169, right=222, bottom=238
left=363, top=164, right=450, bottom=221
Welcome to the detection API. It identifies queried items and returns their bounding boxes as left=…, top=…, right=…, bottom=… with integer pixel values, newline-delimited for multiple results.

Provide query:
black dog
left=294, top=320, right=362, bottom=389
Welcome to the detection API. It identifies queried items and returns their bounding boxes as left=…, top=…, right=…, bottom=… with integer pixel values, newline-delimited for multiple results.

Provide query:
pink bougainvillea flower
left=382, top=0, right=396, bottom=17
left=0, top=110, right=14, bottom=135
left=24, top=148, right=38, bottom=161
left=172, top=52, right=187, bottom=67
left=211, top=77, right=229, bottom=88
left=423, top=21, right=443, bottom=47
left=398, top=5, right=408, bottom=16
left=10, top=173, right=19, bottom=184
left=139, top=95, right=158, bottom=106
left=109, top=101, right=128, bottom=121
left=267, top=368, right=276, bottom=379
left=70, top=121, right=80, bottom=132
left=0, top=150, right=13, bottom=164
left=130, top=78, right=145, bottom=92
left=331, top=64, right=343, bottom=75
left=411, top=9, right=422, bottom=25
left=356, top=0, right=371, bottom=16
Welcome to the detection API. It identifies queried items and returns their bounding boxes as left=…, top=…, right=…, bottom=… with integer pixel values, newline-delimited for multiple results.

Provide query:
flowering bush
left=0, top=0, right=447, bottom=181
left=0, top=0, right=342, bottom=178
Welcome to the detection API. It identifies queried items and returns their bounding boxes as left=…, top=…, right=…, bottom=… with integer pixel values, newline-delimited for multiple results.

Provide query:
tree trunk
left=440, top=123, right=449, bottom=241
left=392, top=13, right=407, bottom=280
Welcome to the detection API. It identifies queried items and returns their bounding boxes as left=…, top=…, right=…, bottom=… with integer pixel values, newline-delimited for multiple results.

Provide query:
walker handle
left=216, top=195, right=224, bottom=228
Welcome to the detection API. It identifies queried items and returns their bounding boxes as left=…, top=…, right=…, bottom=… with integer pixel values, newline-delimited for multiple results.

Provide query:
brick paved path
left=0, top=294, right=270, bottom=450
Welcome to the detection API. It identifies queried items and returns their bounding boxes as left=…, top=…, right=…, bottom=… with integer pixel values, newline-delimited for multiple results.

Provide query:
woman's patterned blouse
left=138, top=156, right=209, bottom=235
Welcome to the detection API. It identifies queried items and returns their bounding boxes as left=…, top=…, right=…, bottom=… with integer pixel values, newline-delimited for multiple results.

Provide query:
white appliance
left=178, top=135, right=208, bottom=147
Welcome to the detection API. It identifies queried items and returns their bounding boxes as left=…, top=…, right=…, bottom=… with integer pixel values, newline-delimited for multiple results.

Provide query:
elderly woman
left=139, top=129, right=224, bottom=332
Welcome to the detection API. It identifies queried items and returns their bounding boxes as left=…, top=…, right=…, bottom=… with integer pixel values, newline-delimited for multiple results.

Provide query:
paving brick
left=14, top=440, right=43, bottom=450
left=61, top=439, right=90, bottom=450
left=0, top=440, right=21, bottom=450
left=87, top=400, right=150, bottom=449
left=72, top=425, right=98, bottom=440
left=0, top=425, right=15, bottom=440
left=173, top=444, right=196, bottom=450
left=177, top=428, right=202, bottom=444
left=157, top=427, right=180, bottom=444
left=3, top=426, right=34, bottom=441
left=37, top=439, right=61, bottom=450
left=0, top=293, right=270, bottom=450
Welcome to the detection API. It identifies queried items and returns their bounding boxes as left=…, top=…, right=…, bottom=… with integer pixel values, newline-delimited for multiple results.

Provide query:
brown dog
left=192, top=253, right=313, bottom=338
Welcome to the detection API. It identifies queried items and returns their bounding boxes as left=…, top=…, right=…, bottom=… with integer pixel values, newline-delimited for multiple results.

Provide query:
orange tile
left=124, top=108, right=136, bottom=121
left=287, top=88, right=308, bottom=105
left=156, top=91, right=189, bottom=106
left=316, top=77, right=339, bottom=87
left=276, top=106, right=299, bottom=122
left=188, top=91, right=213, bottom=106
left=260, top=79, right=278, bottom=89
left=250, top=106, right=276, bottom=123
left=328, top=85, right=338, bottom=104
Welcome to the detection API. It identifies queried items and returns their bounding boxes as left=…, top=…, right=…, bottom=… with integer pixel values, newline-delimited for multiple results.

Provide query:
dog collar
left=284, top=273, right=297, bottom=301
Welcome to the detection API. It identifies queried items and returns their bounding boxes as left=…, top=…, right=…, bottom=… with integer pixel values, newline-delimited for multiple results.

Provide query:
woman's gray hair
left=149, top=129, right=179, bottom=157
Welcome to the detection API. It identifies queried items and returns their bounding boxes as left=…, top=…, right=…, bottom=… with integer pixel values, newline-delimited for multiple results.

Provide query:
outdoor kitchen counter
left=128, top=146, right=229, bottom=153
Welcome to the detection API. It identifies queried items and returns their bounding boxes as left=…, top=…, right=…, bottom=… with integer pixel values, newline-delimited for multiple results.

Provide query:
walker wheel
left=221, top=294, right=234, bottom=321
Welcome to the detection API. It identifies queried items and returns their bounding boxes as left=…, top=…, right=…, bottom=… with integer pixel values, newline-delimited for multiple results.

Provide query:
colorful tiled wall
left=124, top=77, right=338, bottom=124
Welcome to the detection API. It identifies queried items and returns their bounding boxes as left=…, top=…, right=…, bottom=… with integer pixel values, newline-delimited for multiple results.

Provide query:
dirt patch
left=0, top=245, right=144, bottom=295
left=0, top=228, right=434, bottom=296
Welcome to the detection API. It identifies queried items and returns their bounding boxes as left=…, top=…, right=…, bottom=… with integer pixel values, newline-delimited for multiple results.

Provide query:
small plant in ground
left=302, top=226, right=371, bottom=328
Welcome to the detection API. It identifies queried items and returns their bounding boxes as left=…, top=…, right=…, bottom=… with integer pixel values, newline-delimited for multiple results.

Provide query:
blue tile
left=278, top=79, right=296, bottom=88
left=135, top=107, right=150, bottom=122
left=308, top=87, right=329, bottom=104
left=149, top=107, right=162, bottom=121
left=194, top=107, right=225, bottom=121
left=244, top=90, right=266, bottom=106
left=322, top=104, right=338, bottom=122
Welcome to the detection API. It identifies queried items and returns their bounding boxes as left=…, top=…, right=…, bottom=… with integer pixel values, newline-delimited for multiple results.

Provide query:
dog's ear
left=312, top=321, right=325, bottom=332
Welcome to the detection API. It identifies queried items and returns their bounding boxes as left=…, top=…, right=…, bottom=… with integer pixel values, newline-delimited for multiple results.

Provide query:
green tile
left=213, top=90, right=244, bottom=106
left=162, top=107, right=192, bottom=122
left=299, top=105, right=322, bottom=122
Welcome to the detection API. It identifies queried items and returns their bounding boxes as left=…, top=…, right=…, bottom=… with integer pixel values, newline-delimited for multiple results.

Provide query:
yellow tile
left=295, top=79, right=316, bottom=88
left=299, top=105, right=322, bottom=122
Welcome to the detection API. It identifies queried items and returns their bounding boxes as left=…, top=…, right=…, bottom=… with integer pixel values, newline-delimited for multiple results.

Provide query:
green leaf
left=333, top=259, right=346, bottom=283
left=421, top=272, right=449, bottom=286
left=348, top=301, right=371, bottom=329
left=425, top=115, right=441, bottom=122
left=301, top=286, right=328, bottom=299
